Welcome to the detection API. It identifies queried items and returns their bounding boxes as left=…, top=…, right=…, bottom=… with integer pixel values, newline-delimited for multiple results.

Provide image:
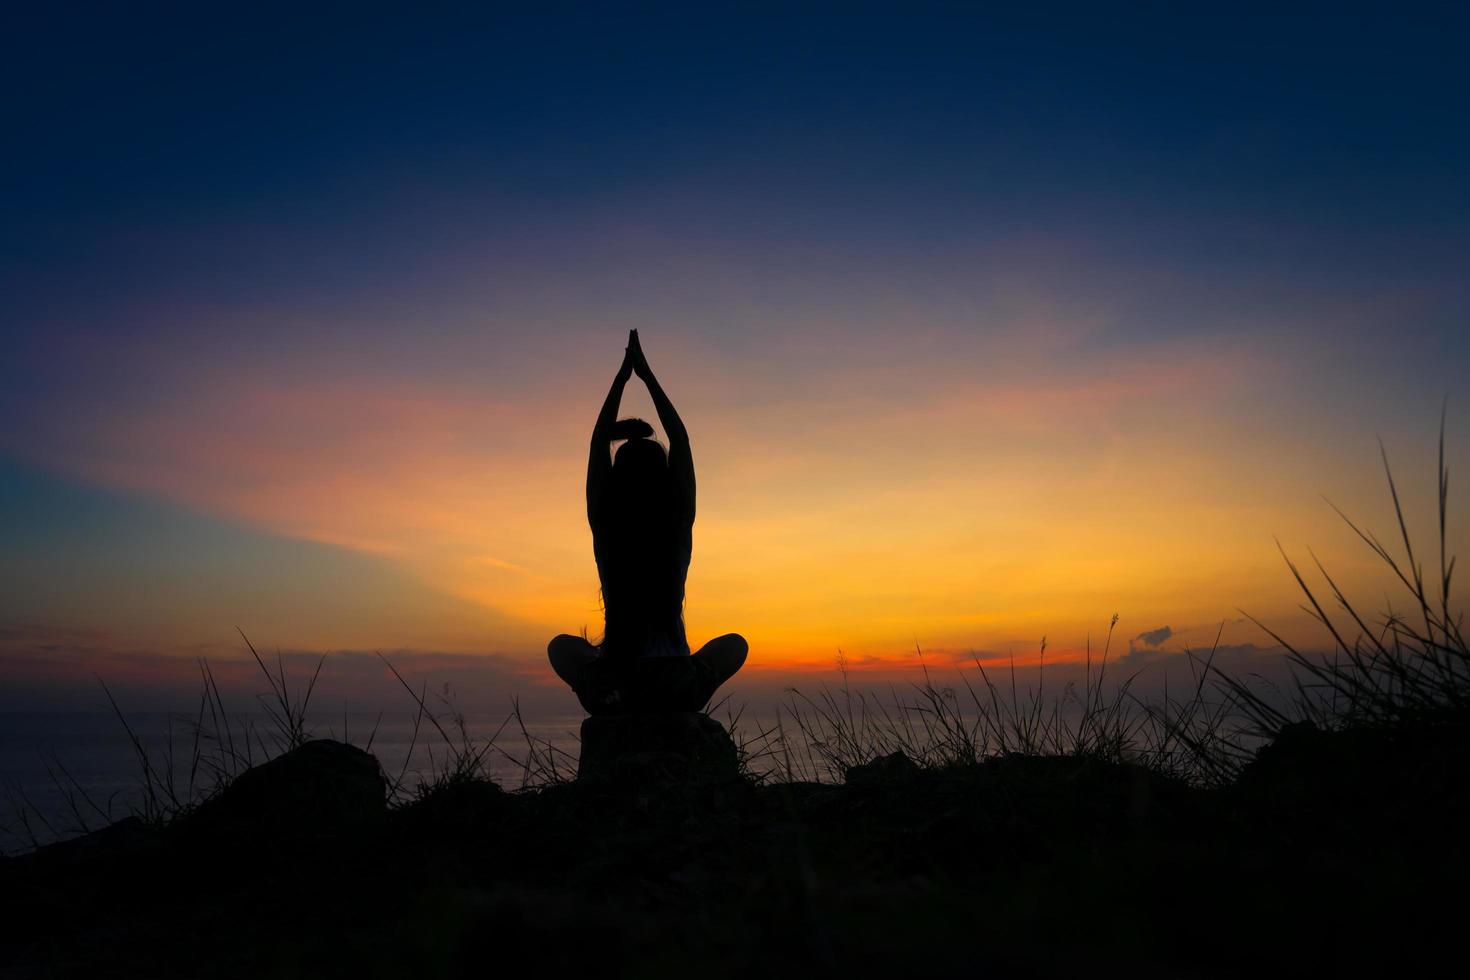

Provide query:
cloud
left=1121, top=625, right=1174, bottom=666
left=1135, top=626, right=1173, bottom=647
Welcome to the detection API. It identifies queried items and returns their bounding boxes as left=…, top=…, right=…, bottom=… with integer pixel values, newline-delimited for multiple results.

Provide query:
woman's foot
left=693, top=633, right=748, bottom=687
left=547, top=634, right=598, bottom=687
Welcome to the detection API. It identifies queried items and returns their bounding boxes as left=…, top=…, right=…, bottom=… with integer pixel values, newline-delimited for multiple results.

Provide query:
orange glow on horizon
left=6, top=311, right=1464, bottom=677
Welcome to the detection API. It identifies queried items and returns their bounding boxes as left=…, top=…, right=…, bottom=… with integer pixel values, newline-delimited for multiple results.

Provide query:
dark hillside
left=3, top=716, right=1465, bottom=979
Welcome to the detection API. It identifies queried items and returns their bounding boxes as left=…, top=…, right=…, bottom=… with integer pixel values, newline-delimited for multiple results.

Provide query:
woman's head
left=608, top=418, right=672, bottom=503
left=612, top=434, right=669, bottom=489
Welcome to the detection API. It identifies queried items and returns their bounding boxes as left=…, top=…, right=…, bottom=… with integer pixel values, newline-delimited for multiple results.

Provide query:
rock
left=21, top=815, right=160, bottom=869
left=844, top=751, right=919, bottom=785
left=1238, top=721, right=1390, bottom=800
left=1231, top=719, right=1470, bottom=832
left=394, top=775, right=505, bottom=837
left=182, top=739, right=386, bottom=841
left=577, top=712, right=739, bottom=782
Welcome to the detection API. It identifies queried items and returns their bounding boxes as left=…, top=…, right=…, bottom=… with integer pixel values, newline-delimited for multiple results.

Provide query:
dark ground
left=2, top=720, right=1466, bottom=979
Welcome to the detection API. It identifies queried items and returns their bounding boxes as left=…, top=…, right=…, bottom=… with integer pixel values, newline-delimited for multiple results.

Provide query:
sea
left=0, top=709, right=593, bottom=850
left=1, top=667, right=1234, bottom=851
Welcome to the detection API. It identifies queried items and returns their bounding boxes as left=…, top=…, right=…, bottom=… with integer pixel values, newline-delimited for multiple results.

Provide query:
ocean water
left=1, top=679, right=1213, bottom=851
left=0, top=709, right=588, bottom=850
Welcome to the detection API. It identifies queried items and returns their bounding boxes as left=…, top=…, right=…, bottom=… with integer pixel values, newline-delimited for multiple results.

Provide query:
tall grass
left=375, top=651, right=577, bottom=797
left=1133, top=628, right=1251, bottom=786
left=1220, top=412, right=1467, bottom=739
left=743, top=619, right=1152, bottom=782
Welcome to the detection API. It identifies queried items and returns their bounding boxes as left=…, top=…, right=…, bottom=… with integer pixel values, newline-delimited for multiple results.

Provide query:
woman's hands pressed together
left=627, top=328, right=651, bottom=380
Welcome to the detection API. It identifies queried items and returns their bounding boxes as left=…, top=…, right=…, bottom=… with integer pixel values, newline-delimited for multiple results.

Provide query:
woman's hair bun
left=610, top=418, right=655, bottom=441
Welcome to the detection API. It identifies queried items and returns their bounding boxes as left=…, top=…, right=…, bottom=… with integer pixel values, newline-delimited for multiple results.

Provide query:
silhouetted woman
left=548, top=330, right=747, bottom=713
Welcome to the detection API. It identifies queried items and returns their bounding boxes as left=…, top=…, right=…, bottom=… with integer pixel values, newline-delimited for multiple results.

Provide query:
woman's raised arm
left=587, top=345, right=633, bottom=520
left=628, top=330, right=695, bottom=520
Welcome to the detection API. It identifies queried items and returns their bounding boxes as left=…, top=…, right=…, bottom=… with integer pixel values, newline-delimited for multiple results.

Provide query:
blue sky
left=2, top=3, right=1467, bottom=707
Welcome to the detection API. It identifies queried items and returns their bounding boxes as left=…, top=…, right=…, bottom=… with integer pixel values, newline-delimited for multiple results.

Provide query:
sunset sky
left=3, top=5, right=1467, bottom=710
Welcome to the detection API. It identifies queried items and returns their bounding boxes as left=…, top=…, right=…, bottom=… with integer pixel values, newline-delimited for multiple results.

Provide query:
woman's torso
left=590, top=505, right=693, bottom=658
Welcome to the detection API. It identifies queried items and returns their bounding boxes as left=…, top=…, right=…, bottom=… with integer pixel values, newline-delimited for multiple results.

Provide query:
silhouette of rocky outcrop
left=577, top=711, right=739, bottom=781
left=181, top=739, right=386, bottom=842
left=3, top=721, right=1467, bottom=978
